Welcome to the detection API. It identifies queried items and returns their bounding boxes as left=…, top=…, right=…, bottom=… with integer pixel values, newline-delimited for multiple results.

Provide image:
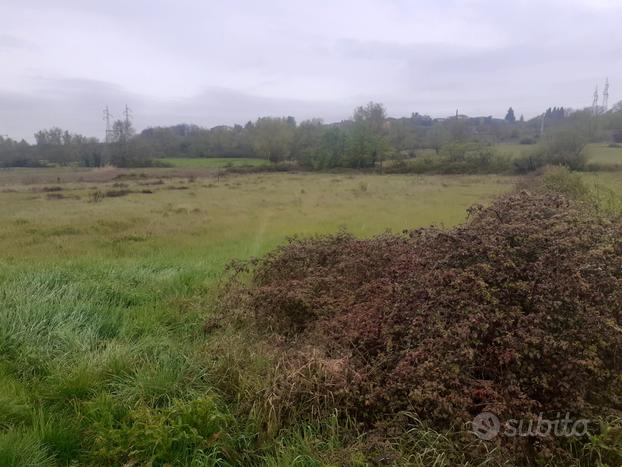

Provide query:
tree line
left=2, top=102, right=622, bottom=169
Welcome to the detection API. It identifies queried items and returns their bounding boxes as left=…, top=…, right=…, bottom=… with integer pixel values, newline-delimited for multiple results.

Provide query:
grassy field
left=0, top=171, right=514, bottom=262
left=494, top=142, right=622, bottom=167
left=145, top=143, right=622, bottom=171
left=0, top=169, right=515, bottom=465
left=582, top=170, right=622, bottom=188
left=494, top=142, right=530, bottom=158
left=157, top=157, right=270, bottom=168
left=584, top=143, right=622, bottom=167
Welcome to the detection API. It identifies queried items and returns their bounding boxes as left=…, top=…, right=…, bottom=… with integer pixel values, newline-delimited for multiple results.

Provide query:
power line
left=123, top=105, right=132, bottom=127
left=103, top=106, right=113, bottom=143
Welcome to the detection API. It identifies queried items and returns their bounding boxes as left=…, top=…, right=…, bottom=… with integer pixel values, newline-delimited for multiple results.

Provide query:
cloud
left=0, top=79, right=355, bottom=141
left=0, top=34, right=37, bottom=50
left=0, top=79, right=145, bottom=140
left=0, top=0, right=620, bottom=139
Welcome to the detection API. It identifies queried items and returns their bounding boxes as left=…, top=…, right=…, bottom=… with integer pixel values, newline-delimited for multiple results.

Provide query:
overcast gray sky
left=1, top=0, right=620, bottom=141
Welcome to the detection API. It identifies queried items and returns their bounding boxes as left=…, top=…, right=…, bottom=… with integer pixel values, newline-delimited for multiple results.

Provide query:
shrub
left=226, top=191, right=622, bottom=464
left=543, top=167, right=622, bottom=218
left=542, top=166, right=590, bottom=200
left=104, top=189, right=131, bottom=198
left=514, top=131, right=588, bottom=173
left=386, top=144, right=510, bottom=174
left=545, top=131, right=588, bottom=169
left=512, top=149, right=548, bottom=173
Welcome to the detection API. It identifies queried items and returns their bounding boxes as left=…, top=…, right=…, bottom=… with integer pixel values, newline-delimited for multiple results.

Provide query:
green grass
left=494, top=142, right=531, bottom=158
left=584, top=143, right=622, bottom=166
left=157, top=157, right=270, bottom=168
left=577, top=170, right=622, bottom=216
left=0, top=170, right=517, bottom=464
left=493, top=142, right=622, bottom=167
left=585, top=170, right=622, bottom=189
left=2, top=168, right=620, bottom=464
left=0, top=172, right=513, bottom=263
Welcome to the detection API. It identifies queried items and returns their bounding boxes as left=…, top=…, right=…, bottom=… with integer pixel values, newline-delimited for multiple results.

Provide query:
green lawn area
left=0, top=171, right=515, bottom=465
left=157, top=157, right=270, bottom=168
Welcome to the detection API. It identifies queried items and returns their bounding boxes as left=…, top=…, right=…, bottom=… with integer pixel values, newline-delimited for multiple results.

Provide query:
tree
left=0, top=136, right=35, bottom=167
left=387, top=119, right=417, bottom=157
left=77, top=137, right=103, bottom=167
left=348, top=130, right=390, bottom=168
left=505, top=107, right=516, bottom=123
left=32, top=127, right=99, bottom=165
left=292, top=119, right=324, bottom=167
left=353, top=102, right=386, bottom=133
left=109, top=119, right=137, bottom=166
left=318, top=127, right=347, bottom=168
left=111, top=119, right=135, bottom=144
left=446, top=117, right=471, bottom=142
left=428, top=125, right=449, bottom=154
left=346, top=102, right=390, bottom=168
left=34, top=127, right=63, bottom=146
left=252, top=117, right=295, bottom=163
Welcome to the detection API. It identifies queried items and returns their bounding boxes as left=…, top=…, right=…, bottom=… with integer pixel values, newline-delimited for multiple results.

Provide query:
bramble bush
left=226, top=189, right=622, bottom=464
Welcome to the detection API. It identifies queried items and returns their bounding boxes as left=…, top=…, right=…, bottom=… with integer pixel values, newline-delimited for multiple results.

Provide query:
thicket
left=384, top=131, right=589, bottom=175
left=386, top=142, right=511, bottom=174
left=225, top=188, right=622, bottom=464
left=513, top=130, right=588, bottom=173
